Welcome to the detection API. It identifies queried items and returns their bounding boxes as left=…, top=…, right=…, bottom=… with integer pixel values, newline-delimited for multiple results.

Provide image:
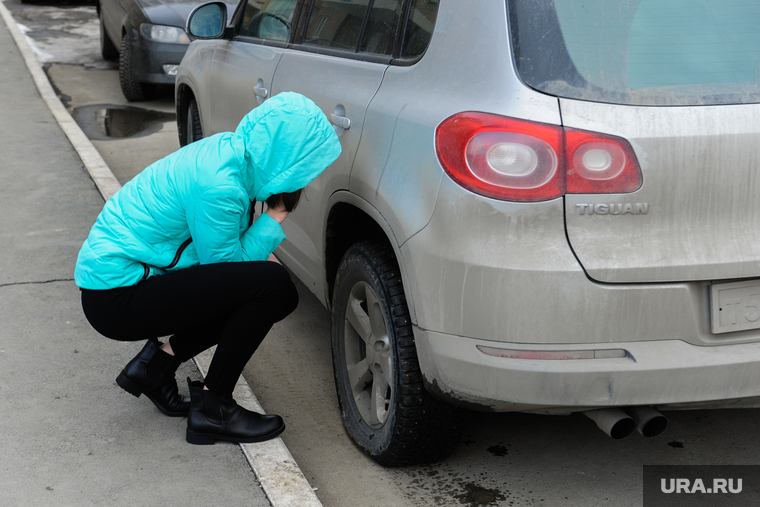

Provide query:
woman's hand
left=265, top=203, right=290, bottom=224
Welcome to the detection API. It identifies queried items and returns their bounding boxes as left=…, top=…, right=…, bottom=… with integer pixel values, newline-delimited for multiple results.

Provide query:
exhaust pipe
left=584, top=409, right=635, bottom=439
left=624, top=406, right=668, bottom=438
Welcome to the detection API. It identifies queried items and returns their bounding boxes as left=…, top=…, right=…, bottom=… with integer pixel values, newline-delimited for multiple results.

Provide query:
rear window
left=508, top=0, right=760, bottom=106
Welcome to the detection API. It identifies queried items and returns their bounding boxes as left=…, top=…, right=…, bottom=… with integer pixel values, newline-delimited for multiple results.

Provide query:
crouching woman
left=75, top=92, right=341, bottom=445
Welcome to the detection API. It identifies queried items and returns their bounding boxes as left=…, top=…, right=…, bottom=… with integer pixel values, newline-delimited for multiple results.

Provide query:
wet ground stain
left=71, top=104, right=175, bottom=140
left=455, top=483, right=507, bottom=506
left=487, top=445, right=508, bottom=457
left=402, top=470, right=512, bottom=507
left=398, top=447, right=532, bottom=507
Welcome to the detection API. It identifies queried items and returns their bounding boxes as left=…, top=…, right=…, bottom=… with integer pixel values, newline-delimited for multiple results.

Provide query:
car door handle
left=330, top=113, right=351, bottom=130
left=254, top=84, right=269, bottom=98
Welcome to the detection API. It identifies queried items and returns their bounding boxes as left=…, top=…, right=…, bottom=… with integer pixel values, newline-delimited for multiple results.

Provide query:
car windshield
left=507, top=0, right=760, bottom=106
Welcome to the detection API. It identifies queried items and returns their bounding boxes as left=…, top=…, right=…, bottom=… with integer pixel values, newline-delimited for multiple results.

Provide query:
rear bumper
left=397, top=145, right=760, bottom=413
left=416, top=328, right=760, bottom=412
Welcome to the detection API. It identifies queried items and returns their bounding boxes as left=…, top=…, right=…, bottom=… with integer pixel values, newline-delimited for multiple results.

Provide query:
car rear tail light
left=565, top=129, right=641, bottom=194
left=436, top=113, right=563, bottom=201
left=436, top=113, right=642, bottom=201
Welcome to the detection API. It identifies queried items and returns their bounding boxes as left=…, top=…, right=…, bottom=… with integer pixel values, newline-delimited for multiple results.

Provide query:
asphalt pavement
left=0, top=8, right=276, bottom=507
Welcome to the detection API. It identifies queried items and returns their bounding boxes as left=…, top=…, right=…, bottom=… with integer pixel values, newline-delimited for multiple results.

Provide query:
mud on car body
left=176, top=0, right=760, bottom=465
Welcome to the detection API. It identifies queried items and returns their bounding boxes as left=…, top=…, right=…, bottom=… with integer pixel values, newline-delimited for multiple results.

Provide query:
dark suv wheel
left=119, top=34, right=153, bottom=102
left=331, top=241, right=464, bottom=466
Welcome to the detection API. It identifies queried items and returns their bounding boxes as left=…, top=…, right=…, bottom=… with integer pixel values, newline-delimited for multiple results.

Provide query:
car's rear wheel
left=119, top=34, right=153, bottom=102
left=185, top=99, right=203, bottom=145
left=331, top=241, right=464, bottom=466
left=99, top=9, right=118, bottom=61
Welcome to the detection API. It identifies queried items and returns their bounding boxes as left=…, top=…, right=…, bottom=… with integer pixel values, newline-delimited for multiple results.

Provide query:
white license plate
left=710, top=280, right=760, bottom=334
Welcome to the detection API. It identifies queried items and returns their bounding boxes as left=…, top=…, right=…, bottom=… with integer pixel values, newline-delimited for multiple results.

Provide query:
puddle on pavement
left=71, top=105, right=175, bottom=141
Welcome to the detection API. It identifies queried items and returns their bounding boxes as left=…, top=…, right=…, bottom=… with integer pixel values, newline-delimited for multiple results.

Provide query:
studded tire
left=119, top=34, right=152, bottom=102
left=331, top=241, right=464, bottom=467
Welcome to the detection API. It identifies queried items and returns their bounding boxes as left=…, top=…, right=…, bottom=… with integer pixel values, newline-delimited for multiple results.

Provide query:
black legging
left=81, top=261, right=298, bottom=396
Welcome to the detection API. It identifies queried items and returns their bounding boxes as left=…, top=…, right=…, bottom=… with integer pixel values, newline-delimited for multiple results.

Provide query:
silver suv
left=177, top=0, right=760, bottom=465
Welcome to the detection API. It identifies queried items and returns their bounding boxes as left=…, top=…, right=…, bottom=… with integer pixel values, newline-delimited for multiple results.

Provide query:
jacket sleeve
left=190, top=186, right=286, bottom=263
left=240, top=213, right=287, bottom=261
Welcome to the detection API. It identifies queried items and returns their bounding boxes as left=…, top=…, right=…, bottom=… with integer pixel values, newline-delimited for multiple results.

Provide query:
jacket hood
left=231, top=92, right=342, bottom=202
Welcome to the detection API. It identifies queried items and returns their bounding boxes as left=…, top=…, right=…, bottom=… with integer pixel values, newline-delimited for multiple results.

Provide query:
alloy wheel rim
left=343, top=281, right=393, bottom=428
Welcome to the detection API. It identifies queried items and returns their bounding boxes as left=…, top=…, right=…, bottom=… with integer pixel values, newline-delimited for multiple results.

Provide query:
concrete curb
left=0, top=3, right=322, bottom=505
left=194, top=349, right=323, bottom=507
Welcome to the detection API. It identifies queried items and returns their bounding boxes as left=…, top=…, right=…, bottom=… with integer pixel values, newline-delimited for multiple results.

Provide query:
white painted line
left=194, top=348, right=323, bottom=507
left=1, top=5, right=324, bottom=505
left=0, top=0, right=121, bottom=202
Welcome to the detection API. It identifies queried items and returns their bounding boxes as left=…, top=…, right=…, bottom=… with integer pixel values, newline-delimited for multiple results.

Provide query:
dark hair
left=266, top=189, right=303, bottom=212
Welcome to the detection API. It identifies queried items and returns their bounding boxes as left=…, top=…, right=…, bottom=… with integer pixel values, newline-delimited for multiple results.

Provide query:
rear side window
left=508, top=0, right=760, bottom=106
left=303, top=0, right=369, bottom=50
left=239, top=0, right=299, bottom=41
left=401, top=0, right=437, bottom=58
left=297, top=0, right=438, bottom=59
left=360, top=0, right=403, bottom=56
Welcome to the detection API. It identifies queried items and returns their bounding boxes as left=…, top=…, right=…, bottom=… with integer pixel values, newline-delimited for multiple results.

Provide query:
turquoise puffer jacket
left=75, top=92, right=342, bottom=290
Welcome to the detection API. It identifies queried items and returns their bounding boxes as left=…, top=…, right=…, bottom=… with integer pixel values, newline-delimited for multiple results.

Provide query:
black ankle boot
left=185, top=378, right=285, bottom=445
left=115, top=339, right=190, bottom=417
